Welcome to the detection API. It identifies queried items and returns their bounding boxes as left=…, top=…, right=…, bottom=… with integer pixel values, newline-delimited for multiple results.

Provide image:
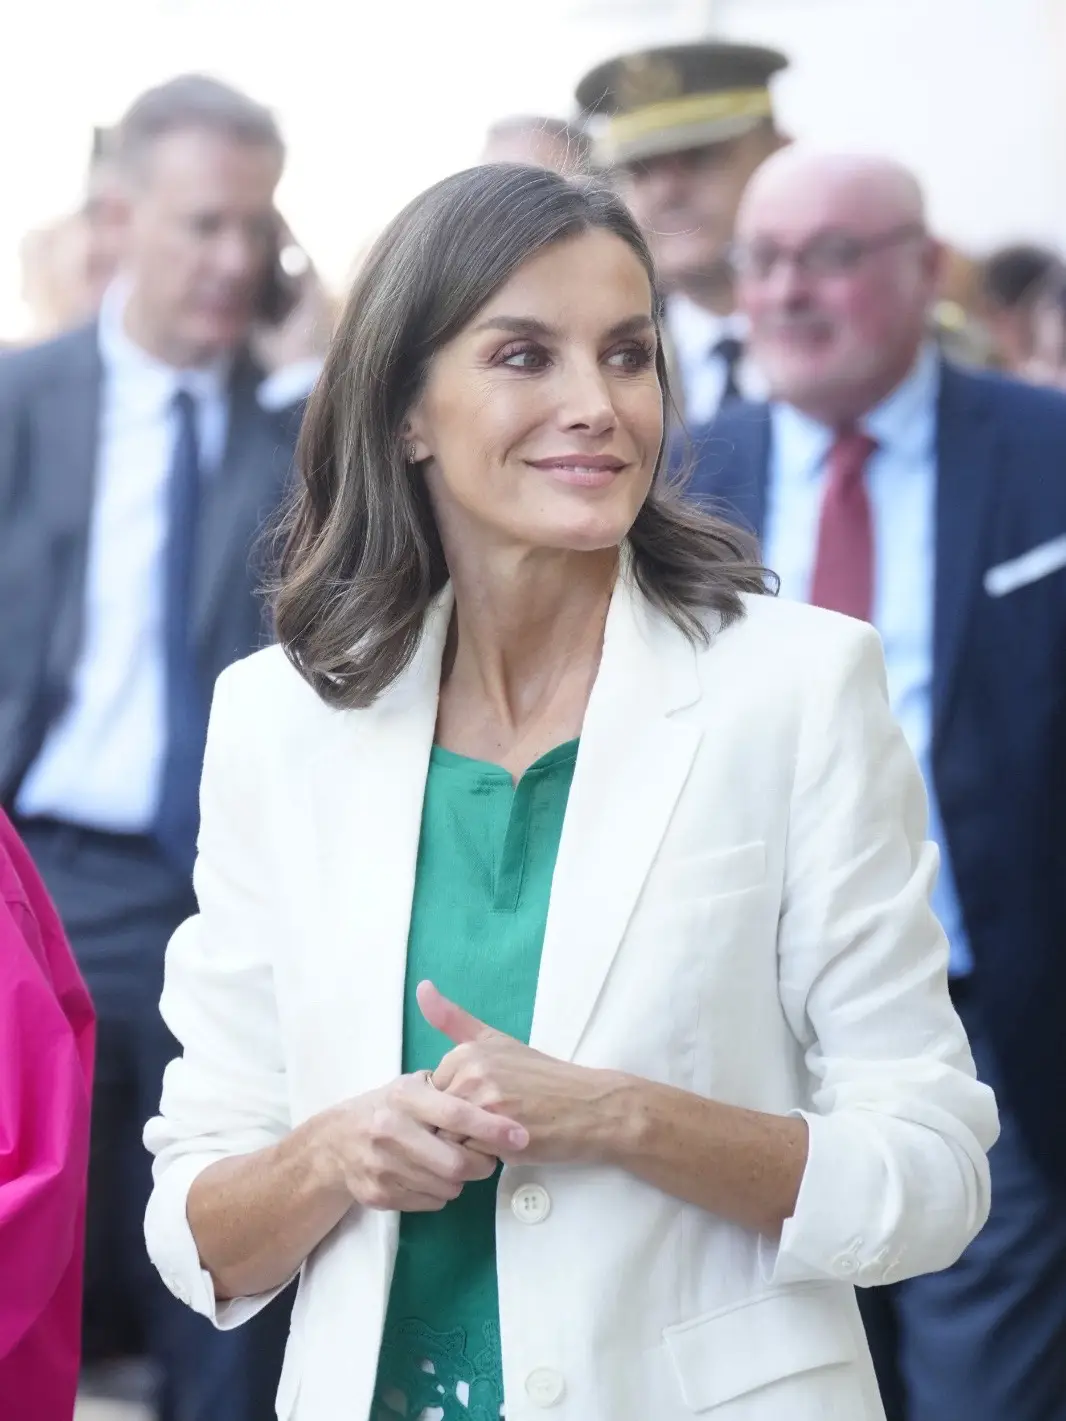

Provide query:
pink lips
left=526, top=454, right=627, bottom=489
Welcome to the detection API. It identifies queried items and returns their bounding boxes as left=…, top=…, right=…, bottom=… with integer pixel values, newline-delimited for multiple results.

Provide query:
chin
left=653, top=242, right=722, bottom=292
left=764, top=352, right=832, bottom=401
left=534, top=508, right=636, bottom=554
left=188, top=315, right=250, bottom=359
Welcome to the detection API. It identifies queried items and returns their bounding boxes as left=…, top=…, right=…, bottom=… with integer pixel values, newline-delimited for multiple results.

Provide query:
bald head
left=739, top=148, right=926, bottom=234
left=734, top=149, right=942, bottom=424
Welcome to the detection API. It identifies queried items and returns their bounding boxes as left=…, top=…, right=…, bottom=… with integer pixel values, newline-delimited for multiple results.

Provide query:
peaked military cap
left=575, top=41, right=788, bottom=166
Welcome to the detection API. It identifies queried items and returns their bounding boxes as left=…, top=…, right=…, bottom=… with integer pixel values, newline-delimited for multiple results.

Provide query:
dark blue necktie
left=713, top=335, right=744, bottom=402
left=153, top=389, right=207, bottom=876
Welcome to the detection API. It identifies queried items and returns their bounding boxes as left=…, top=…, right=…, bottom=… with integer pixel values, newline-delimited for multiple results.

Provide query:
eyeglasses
left=729, top=223, right=926, bottom=281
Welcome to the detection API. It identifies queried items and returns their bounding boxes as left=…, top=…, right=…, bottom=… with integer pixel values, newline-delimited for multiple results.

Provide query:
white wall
left=711, top=0, right=1066, bottom=251
left=2, top=0, right=1064, bottom=337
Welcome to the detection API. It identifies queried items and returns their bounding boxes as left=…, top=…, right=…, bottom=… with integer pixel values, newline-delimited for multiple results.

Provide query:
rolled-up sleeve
left=764, top=619, right=998, bottom=1288
left=143, top=663, right=293, bottom=1327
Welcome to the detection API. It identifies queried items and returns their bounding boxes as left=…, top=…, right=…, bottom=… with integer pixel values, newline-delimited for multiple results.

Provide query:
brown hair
left=273, top=163, right=767, bottom=709
left=113, top=74, right=284, bottom=178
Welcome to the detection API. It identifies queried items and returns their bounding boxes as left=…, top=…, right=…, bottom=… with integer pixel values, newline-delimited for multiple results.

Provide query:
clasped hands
left=329, top=980, right=620, bottom=1214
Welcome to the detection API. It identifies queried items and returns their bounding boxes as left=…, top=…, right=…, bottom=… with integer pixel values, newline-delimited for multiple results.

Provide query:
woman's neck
left=437, top=545, right=617, bottom=773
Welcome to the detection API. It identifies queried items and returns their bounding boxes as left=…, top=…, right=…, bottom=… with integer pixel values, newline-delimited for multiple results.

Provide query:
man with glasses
left=689, top=147, right=1066, bottom=1421
left=575, top=41, right=789, bottom=423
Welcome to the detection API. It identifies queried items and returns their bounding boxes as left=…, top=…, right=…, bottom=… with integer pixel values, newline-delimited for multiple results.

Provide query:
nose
left=558, top=357, right=616, bottom=437
left=213, top=225, right=263, bottom=285
left=774, top=249, right=817, bottom=305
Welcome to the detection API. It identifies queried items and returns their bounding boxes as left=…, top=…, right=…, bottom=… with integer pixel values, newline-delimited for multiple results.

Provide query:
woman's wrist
left=579, top=1070, right=651, bottom=1166
left=294, top=1106, right=356, bottom=1207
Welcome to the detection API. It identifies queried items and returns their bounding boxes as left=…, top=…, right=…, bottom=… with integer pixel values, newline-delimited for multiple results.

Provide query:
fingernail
left=509, top=1126, right=529, bottom=1148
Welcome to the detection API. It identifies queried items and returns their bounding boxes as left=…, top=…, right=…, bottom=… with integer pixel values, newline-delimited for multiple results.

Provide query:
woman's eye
left=499, top=344, right=549, bottom=370
left=607, top=342, right=655, bottom=372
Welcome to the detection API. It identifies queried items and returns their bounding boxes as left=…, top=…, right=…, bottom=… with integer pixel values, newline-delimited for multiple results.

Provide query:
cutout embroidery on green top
left=370, top=740, right=579, bottom=1421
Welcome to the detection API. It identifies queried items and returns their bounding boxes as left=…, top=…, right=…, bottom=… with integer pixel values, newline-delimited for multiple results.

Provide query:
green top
left=370, top=739, right=579, bottom=1421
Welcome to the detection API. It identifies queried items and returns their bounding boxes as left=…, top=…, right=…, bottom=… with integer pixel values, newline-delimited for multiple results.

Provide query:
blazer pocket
left=663, top=1283, right=853, bottom=1412
left=654, top=841, right=767, bottom=903
left=983, top=534, right=1066, bottom=597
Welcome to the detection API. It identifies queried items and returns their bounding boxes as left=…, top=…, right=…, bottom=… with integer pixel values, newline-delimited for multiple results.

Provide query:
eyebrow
left=472, top=313, right=656, bottom=340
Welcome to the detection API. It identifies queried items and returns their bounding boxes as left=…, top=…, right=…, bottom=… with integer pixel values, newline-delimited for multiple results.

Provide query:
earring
left=405, top=443, right=419, bottom=464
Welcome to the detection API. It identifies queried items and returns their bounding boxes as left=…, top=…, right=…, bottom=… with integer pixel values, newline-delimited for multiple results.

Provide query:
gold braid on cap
left=608, top=87, right=773, bottom=147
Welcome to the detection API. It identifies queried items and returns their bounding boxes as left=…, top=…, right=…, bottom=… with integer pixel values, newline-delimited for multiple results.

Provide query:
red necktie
left=809, top=428, right=878, bottom=622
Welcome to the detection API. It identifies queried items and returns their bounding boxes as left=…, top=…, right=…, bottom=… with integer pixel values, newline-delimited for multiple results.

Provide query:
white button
left=836, top=1255, right=859, bottom=1275
left=525, top=1368, right=566, bottom=1407
left=511, top=1183, right=551, bottom=1224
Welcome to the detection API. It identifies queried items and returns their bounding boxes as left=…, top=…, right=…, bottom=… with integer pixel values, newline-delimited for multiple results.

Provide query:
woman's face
left=405, top=228, right=663, bottom=558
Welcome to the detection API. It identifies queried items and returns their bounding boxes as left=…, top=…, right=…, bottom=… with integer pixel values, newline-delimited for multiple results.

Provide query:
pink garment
left=0, top=809, right=95, bottom=1421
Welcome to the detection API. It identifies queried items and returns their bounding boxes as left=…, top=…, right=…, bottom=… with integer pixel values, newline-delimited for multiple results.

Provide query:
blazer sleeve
left=143, top=663, right=295, bottom=1329
left=764, top=619, right=999, bottom=1289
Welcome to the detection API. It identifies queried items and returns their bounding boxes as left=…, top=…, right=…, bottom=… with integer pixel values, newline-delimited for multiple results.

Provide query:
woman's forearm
left=594, top=1075, right=809, bottom=1237
left=185, top=1111, right=351, bottom=1302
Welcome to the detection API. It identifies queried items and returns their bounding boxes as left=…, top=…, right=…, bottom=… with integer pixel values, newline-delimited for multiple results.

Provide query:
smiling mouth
left=525, top=458, right=627, bottom=490
left=527, top=456, right=627, bottom=473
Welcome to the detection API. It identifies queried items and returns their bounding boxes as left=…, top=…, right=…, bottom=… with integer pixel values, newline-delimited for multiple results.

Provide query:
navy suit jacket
left=0, top=324, right=302, bottom=806
left=687, top=363, right=1066, bottom=1194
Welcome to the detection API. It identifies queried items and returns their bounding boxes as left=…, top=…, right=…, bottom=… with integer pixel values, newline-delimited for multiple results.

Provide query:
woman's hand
left=418, top=981, right=626, bottom=1166
left=320, top=1070, right=528, bottom=1213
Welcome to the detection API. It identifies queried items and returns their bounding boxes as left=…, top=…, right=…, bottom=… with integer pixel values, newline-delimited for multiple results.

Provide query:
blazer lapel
left=688, top=401, right=771, bottom=542
left=530, top=575, right=703, bottom=1063
left=302, top=594, right=453, bottom=1097
left=932, top=364, right=999, bottom=742
left=31, top=328, right=102, bottom=686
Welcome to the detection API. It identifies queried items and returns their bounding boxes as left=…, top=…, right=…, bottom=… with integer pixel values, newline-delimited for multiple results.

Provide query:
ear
left=925, top=237, right=949, bottom=295
left=400, top=409, right=431, bottom=464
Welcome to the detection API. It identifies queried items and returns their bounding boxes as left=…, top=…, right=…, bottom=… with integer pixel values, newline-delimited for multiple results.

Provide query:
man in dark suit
left=0, top=75, right=314, bottom=1420
left=688, top=147, right=1066, bottom=1421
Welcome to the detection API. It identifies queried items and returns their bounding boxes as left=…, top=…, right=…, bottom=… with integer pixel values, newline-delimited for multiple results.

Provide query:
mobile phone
left=257, top=216, right=306, bottom=326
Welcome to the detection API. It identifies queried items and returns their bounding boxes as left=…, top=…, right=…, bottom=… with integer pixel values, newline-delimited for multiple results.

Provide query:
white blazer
left=144, top=577, right=998, bottom=1421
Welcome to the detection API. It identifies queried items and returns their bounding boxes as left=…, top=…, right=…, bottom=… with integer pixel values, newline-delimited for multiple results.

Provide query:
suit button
left=525, top=1367, right=565, bottom=1407
left=511, top=1183, right=551, bottom=1224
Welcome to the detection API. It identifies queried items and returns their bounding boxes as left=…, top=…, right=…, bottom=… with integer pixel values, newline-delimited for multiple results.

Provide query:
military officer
left=576, top=41, right=789, bottom=423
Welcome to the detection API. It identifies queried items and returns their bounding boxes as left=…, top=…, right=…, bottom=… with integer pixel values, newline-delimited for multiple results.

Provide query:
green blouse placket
left=370, top=741, right=579, bottom=1421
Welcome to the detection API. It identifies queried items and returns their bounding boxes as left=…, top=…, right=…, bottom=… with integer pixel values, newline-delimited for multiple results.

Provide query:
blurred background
left=5, top=0, right=1066, bottom=344
left=5, top=3, right=1065, bottom=1418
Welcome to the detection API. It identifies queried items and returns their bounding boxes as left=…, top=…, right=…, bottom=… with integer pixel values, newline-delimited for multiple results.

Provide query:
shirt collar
left=772, top=342, right=941, bottom=483
left=97, top=278, right=231, bottom=407
left=666, top=293, right=749, bottom=367
left=864, top=341, right=940, bottom=457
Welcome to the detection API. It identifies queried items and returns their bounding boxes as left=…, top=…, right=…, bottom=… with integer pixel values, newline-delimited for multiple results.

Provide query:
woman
left=144, top=165, right=997, bottom=1421
left=1, top=808, right=95, bottom=1420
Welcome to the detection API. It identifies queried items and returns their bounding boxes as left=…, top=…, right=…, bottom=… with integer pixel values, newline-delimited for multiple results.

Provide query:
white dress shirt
left=665, top=293, right=767, bottom=426
left=17, top=286, right=230, bottom=832
left=763, top=345, right=973, bottom=976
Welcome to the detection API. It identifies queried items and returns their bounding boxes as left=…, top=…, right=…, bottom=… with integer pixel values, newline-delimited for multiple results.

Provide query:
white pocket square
left=983, top=535, right=1066, bottom=597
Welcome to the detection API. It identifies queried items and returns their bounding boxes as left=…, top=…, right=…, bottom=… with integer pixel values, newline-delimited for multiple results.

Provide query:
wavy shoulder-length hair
left=272, top=163, right=767, bottom=708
